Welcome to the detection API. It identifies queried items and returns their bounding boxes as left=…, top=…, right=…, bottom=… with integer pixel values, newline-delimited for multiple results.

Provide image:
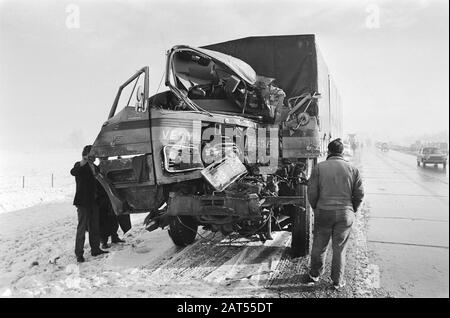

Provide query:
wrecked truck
left=91, top=35, right=343, bottom=257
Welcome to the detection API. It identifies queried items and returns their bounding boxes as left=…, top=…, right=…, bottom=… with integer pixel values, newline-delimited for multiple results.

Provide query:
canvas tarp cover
left=202, top=35, right=319, bottom=100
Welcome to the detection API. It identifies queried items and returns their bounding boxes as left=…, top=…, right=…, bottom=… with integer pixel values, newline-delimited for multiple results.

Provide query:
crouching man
left=70, top=145, right=108, bottom=263
left=305, top=138, right=364, bottom=289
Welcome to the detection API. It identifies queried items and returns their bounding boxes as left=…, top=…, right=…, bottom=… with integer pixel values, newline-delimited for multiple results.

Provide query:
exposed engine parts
left=157, top=153, right=308, bottom=242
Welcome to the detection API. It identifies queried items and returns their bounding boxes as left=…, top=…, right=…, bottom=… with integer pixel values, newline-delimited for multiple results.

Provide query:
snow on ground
left=0, top=149, right=387, bottom=298
left=0, top=186, right=74, bottom=215
left=0, top=149, right=209, bottom=297
left=0, top=149, right=79, bottom=213
left=0, top=201, right=180, bottom=298
left=0, top=199, right=385, bottom=298
left=0, top=200, right=277, bottom=298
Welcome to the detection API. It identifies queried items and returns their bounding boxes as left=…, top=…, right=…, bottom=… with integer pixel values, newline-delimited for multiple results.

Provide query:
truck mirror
left=136, top=85, right=144, bottom=102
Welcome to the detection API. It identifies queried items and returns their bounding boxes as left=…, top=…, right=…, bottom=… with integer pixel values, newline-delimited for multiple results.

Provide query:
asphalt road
left=356, top=147, right=449, bottom=298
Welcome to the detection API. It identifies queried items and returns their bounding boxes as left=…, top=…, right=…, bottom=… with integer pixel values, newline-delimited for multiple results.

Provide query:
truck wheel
left=417, top=161, right=420, bottom=167
left=168, top=216, right=198, bottom=247
left=290, top=185, right=312, bottom=257
left=444, top=163, right=447, bottom=169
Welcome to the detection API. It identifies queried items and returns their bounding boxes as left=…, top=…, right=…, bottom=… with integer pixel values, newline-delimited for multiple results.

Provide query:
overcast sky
left=0, top=0, right=448, bottom=153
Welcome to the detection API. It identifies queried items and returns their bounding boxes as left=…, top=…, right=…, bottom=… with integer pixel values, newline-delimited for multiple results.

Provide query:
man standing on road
left=70, top=145, right=108, bottom=263
left=305, top=138, right=364, bottom=289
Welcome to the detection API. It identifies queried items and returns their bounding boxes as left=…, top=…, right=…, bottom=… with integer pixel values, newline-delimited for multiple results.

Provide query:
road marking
left=368, top=240, right=449, bottom=250
left=386, top=151, right=449, bottom=185
left=369, top=216, right=449, bottom=223
left=374, top=151, right=449, bottom=186
left=366, top=193, right=448, bottom=198
left=360, top=150, right=449, bottom=297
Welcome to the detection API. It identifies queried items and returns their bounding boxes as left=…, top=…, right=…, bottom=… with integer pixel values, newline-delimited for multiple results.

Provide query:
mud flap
left=290, top=185, right=312, bottom=257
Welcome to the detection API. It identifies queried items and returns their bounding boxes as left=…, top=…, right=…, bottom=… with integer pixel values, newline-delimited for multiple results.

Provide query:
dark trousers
left=99, top=201, right=131, bottom=243
left=75, top=205, right=100, bottom=257
left=99, top=211, right=120, bottom=243
left=309, top=209, right=355, bottom=284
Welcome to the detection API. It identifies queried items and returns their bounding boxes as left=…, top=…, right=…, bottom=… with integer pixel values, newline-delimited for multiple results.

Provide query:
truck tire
left=168, top=216, right=198, bottom=247
left=417, top=161, right=420, bottom=167
left=290, top=185, right=313, bottom=257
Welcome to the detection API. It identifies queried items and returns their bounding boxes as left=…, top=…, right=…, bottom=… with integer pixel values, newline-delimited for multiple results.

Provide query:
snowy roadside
left=0, top=149, right=79, bottom=214
left=0, top=198, right=390, bottom=298
left=0, top=199, right=276, bottom=298
left=0, top=151, right=390, bottom=298
left=0, top=200, right=181, bottom=298
left=0, top=185, right=74, bottom=214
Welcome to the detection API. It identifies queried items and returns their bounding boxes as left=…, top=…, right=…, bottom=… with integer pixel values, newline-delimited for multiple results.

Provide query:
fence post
left=51, top=173, right=54, bottom=188
left=22, top=176, right=25, bottom=188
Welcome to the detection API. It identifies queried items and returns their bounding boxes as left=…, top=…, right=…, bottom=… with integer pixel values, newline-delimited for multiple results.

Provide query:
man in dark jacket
left=70, top=145, right=108, bottom=263
left=305, top=138, right=364, bottom=289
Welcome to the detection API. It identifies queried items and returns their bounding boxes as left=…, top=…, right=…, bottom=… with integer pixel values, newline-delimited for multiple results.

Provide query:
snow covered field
left=0, top=201, right=179, bottom=298
left=0, top=149, right=79, bottom=213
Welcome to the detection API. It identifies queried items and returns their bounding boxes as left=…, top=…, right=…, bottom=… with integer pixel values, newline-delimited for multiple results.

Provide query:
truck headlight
left=163, top=145, right=204, bottom=173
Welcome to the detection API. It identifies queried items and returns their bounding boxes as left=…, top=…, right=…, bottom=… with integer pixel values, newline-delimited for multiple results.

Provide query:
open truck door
left=91, top=67, right=162, bottom=215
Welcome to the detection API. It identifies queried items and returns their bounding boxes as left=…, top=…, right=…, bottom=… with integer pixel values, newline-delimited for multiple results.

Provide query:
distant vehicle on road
left=343, top=142, right=352, bottom=157
left=381, top=143, right=389, bottom=152
left=417, top=146, right=447, bottom=168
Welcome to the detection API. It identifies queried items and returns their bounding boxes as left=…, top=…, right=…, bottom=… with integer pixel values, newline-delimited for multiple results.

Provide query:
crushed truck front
left=90, top=35, right=343, bottom=257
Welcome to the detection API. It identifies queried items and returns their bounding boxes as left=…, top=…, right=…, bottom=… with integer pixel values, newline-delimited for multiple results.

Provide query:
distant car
left=417, top=147, right=447, bottom=168
left=381, top=143, right=389, bottom=152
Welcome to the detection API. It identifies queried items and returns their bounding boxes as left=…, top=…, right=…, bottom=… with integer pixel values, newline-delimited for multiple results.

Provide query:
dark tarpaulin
left=201, top=34, right=319, bottom=100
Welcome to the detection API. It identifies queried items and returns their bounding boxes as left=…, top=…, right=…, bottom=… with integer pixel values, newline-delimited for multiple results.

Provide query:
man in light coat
left=305, top=138, right=364, bottom=289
